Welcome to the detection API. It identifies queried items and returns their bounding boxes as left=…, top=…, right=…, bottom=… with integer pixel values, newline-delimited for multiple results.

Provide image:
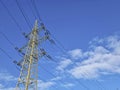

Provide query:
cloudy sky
left=0, top=0, right=120, bottom=90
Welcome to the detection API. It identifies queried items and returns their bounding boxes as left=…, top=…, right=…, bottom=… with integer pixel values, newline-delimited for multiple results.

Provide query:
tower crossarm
left=15, top=20, right=40, bottom=90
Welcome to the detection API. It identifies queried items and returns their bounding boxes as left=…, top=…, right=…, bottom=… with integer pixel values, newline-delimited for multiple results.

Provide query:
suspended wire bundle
left=0, top=0, right=23, bottom=33
left=0, top=47, right=13, bottom=60
left=0, top=32, right=15, bottom=47
left=15, top=0, right=32, bottom=30
left=30, top=0, right=43, bottom=22
left=0, top=0, right=108, bottom=90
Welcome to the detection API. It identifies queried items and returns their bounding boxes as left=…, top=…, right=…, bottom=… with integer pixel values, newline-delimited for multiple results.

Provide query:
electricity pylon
left=15, top=20, right=54, bottom=90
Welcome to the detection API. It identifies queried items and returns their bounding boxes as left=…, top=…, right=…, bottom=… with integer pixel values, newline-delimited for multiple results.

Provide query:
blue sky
left=0, top=0, right=120, bottom=90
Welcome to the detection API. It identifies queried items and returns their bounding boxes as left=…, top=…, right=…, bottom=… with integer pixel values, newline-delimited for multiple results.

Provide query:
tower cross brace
left=15, top=20, right=39, bottom=90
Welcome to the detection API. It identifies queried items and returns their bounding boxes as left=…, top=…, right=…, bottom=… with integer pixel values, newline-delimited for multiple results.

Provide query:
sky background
left=0, top=0, right=120, bottom=90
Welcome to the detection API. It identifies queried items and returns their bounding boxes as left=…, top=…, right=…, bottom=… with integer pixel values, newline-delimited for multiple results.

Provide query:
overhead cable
left=15, top=0, right=32, bottom=30
left=0, top=0, right=23, bottom=33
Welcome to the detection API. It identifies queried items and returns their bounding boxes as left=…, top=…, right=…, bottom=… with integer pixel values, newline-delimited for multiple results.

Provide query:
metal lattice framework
left=15, top=20, right=53, bottom=90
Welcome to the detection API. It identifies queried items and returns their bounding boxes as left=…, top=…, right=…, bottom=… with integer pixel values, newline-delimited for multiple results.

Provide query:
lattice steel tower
left=15, top=20, right=53, bottom=90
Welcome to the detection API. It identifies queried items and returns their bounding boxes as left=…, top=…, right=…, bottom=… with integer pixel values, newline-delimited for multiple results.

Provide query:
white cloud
left=2, top=87, right=15, bottom=90
left=68, top=49, right=83, bottom=59
left=56, top=58, right=72, bottom=72
left=38, top=80, right=55, bottom=90
left=0, top=71, right=17, bottom=82
left=0, top=83, right=15, bottom=90
left=0, top=71, right=55, bottom=90
left=51, top=76, right=62, bottom=81
left=69, top=35, right=120, bottom=79
left=0, top=71, right=16, bottom=90
left=63, top=83, right=75, bottom=87
left=106, top=35, right=120, bottom=54
left=0, top=84, right=4, bottom=89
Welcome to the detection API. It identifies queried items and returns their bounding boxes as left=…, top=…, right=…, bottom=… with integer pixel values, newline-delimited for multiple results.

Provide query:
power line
left=28, top=0, right=37, bottom=20
left=0, top=0, right=23, bottom=33
left=30, top=0, right=68, bottom=55
left=39, top=58, right=91, bottom=90
left=0, top=1, right=108, bottom=90
left=0, top=31, right=68, bottom=90
left=48, top=38, right=107, bottom=90
left=27, top=4, right=106, bottom=89
left=0, top=47, right=13, bottom=60
left=0, top=31, right=23, bottom=58
left=30, top=0, right=43, bottom=22
left=0, top=32, right=15, bottom=47
left=0, top=47, right=55, bottom=90
left=38, top=46, right=89, bottom=90
left=15, top=0, right=32, bottom=30
left=74, top=78, right=91, bottom=90
left=39, top=35, right=93, bottom=90
left=30, top=0, right=68, bottom=52
left=46, top=44, right=106, bottom=90
left=39, top=64, right=74, bottom=90
left=78, top=71, right=105, bottom=90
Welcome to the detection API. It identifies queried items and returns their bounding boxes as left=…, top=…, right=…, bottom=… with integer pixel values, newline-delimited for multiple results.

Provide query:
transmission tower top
left=14, top=20, right=54, bottom=90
